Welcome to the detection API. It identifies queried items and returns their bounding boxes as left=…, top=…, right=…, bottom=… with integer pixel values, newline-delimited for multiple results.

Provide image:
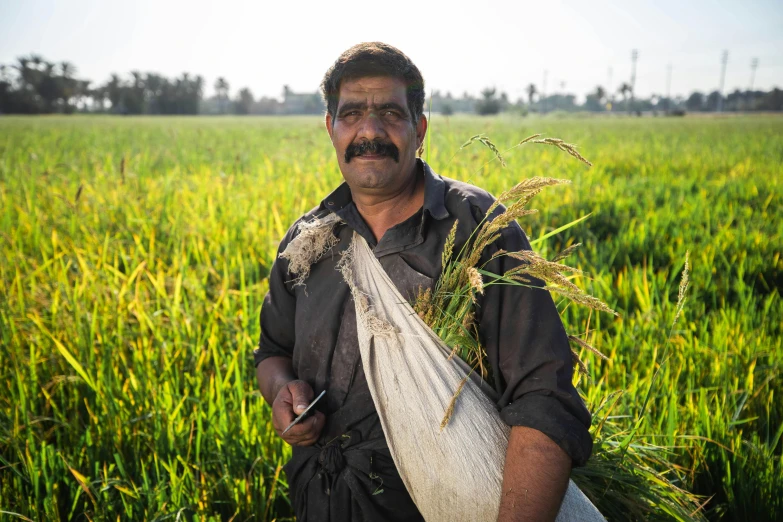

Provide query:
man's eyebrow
left=377, top=102, right=409, bottom=115
left=336, top=101, right=409, bottom=115
left=337, top=101, right=367, bottom=113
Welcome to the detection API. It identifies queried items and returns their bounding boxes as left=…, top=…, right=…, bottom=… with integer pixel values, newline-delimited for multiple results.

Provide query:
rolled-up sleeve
left=478, top=221, right=593, bottom=466
left=254, top=228, right=298, bottom=367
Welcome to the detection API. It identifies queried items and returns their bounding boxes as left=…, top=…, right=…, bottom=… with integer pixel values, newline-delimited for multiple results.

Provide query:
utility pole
left=749, top=58, right=759, bottom=90
left=748, top=58, right=759, bottom=111
left=542, top=69, right=548, bottom=114
left=607, top=67, right=613, bottom=110
left=629, top=49, right=638, bottom=114
left=717, top=50, right=728, bottom=112
left=665, top=63, right=672, bottom=113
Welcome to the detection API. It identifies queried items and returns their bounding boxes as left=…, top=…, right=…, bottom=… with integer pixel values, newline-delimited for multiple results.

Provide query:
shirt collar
left=320, top=158, right=450, bottom=221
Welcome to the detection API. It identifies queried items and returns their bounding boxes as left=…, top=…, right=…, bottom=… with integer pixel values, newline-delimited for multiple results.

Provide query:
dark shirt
left=255, top=159, right=592, bottom=521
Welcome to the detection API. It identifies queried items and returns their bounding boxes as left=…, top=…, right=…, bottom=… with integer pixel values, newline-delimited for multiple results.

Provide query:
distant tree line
left=1, top=54, right=780, bottom=116
left=433, top=84, right=783, bottom=116
left=0, top=54, right=325, bottom=116
left=0, top=56, right=90, bottom=114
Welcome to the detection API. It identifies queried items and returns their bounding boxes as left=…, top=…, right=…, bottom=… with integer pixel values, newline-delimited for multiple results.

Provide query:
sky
left=1, top=0, right=781, bottom=102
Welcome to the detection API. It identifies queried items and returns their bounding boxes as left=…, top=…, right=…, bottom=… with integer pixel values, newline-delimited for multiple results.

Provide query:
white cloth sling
left=339, top=231, right=605, bottom=522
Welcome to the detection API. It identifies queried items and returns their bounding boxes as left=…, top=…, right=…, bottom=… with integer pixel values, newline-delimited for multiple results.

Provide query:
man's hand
left=272, top=379, right=325, bottom=446
left=257, top=356, right=326, bottom=446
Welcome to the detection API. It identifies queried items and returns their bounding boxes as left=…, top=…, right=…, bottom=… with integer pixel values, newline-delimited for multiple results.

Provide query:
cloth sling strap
left=340, top=231, right=605, bottom=522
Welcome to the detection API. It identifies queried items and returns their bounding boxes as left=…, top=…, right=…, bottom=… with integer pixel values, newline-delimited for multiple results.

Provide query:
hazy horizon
left=2, top=0, right=781, bottom=102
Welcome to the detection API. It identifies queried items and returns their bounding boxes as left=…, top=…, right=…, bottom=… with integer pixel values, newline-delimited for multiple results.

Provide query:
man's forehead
left=337, top=77, right=407, bottom=105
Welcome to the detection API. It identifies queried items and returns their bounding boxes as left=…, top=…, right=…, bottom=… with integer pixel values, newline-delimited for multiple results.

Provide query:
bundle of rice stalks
left=414, top=135, right=705, bottom=521
left=415, top=140, right=613, bottom=386
left=573, top=392, right=706, bottom=521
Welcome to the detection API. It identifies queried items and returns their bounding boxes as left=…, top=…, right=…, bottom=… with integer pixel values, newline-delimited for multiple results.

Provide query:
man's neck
left=351, top=166, right=425, bottom=242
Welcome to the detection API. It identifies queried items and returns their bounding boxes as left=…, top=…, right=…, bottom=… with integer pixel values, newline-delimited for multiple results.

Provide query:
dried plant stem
left=440, top=375, right=469, bottom=430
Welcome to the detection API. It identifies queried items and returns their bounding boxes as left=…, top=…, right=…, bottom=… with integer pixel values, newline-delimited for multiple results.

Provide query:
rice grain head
left=568, top=334, right=608, bottom=360
left=529, top=138, right=593, bottom=167
left=553, top=242, right=582, bottom=262
left=459, top=134, right=506, bottom=167
left=671, top=250, right=691, bottom=329
left=467, top=267, right=484, bottom=296
left=442, top=220, right=459, bottom=267
left=440, top=375, right=469, bottom=430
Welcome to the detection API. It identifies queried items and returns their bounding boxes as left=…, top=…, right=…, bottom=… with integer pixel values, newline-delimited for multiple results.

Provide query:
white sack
left=341, top=231, right=605, bottom=522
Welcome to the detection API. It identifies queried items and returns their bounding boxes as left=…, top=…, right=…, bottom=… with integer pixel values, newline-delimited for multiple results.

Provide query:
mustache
left=345, top=140, right=400, bottom=163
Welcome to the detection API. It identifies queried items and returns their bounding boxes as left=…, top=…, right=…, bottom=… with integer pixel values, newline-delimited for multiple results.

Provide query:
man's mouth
left=345, top=140, right=400, bottom=163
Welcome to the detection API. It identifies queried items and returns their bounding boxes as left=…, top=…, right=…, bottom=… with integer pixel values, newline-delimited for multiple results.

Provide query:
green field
left=1, top=114, right=781, bottom=521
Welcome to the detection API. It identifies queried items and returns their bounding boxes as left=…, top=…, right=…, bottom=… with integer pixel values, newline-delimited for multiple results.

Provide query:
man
left=255, top=42, right=592, bottom=521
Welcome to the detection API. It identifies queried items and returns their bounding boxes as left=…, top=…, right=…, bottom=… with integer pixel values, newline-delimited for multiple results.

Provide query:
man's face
left=326, top=76, right=426, bottom=195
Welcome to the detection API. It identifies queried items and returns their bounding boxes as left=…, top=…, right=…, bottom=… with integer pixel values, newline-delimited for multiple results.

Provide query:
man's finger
left=294, top=416, right=325, bottom=446
left=274, top=405, right=296, bottom=429
left=288, top=381, right=315, bottom=414
left=281, top=412, right=320, bottom=438
left=281, top=412, right=325, bottom=446
left=272, top=394, right=296, bottom=431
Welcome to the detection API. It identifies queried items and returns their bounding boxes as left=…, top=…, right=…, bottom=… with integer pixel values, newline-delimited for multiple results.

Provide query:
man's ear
left=416, top=114, right=428, bottom=148
left=325, top=112, right=334, bottom=141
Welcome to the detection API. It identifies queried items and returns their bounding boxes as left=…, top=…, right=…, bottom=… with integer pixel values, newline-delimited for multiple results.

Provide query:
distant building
left=281, top=86, right=324, bottom=115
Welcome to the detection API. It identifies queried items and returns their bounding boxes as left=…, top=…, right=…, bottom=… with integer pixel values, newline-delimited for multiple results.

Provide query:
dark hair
left=321, top=42, right=425, bottom=123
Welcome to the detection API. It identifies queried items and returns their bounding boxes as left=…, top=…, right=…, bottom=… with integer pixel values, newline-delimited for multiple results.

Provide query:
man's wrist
left=256, top=356, right=297, bottom=403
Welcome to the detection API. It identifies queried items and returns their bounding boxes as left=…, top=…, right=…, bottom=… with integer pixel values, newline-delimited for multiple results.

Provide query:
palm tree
left=91, top=85, right=108, bottom=112
left=130, top=70, right=143, bottom=89
left=215, top=77, right=229, bottom=114
left=106, top=74, right=122, bottom=112
left=59, top=62, right=78, bottom=110
left=123, top=70, right=145, bottom=114
left=526, top=83, right=537, bottom=108
left=59, top=61, right=76, bottom=79
left=29, top=54, right=44, bottom=71
left=72, top=80, right=90, bottom=112
left=38, top=62, right=61, bottom=111
left=145, top=74, right=164, bottom=113
left=594, top=86, right=606, bottom=104
left=194, top=75, right=205, bottom=114
left=618, top=83, right=632, bottom=113
left=236, top=87, right=254, bottom=114
left=15, top=57, right=32, bottom=91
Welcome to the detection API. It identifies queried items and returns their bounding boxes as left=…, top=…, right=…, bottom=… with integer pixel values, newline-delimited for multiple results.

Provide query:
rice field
left=1, top=114, right=781, bottom=521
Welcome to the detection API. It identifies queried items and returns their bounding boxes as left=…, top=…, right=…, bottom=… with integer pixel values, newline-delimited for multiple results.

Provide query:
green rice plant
left=0, top=115, right=780, bottom=520
left=573, top=393, right=706, bottom=522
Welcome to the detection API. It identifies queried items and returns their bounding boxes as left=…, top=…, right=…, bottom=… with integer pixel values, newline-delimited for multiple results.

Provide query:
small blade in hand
left=282, top=390, right=326, bottom=435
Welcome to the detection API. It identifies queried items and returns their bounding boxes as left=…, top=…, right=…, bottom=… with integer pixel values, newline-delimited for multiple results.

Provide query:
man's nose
left=356, top=112, right=387, bottom=141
